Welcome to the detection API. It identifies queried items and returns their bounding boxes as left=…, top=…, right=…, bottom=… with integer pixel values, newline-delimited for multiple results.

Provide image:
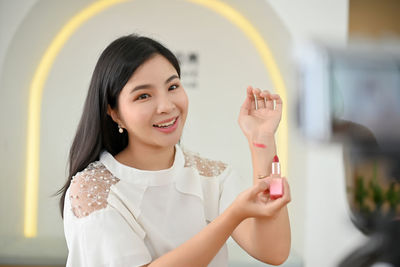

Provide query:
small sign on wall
left=175, top=51, right=199, bottom=90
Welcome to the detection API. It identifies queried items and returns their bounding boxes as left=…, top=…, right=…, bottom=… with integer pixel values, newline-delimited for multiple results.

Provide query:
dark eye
left=136, top=93, right=150, bottom=100
left=169, top=84, right=179, bottom=91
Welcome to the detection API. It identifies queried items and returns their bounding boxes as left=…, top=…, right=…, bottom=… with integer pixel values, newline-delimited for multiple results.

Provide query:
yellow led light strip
left=188, top=0, right=289, bottom=173
left=24, top=0, right=288, bottom=237
left=24, top=0, right=129, bottom=238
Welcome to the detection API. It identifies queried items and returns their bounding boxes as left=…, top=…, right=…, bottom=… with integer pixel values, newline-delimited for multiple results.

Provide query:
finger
left=281, top=177, right=291, bottom=203
left=265, top=178, right=291, bottom=208
left=253, top=88, right=265, bottom=110
left=257, top=177, right=271, bottom=191
left=246, top=86, right=256, bottom=110
left=239, top=88, right=253, bottom=117
left=261, top=90, right=273, bottom=109
left=251, top=87, right=259, bottom=110
left=262, top=192, right=289, bottom=214
left=270, top=94, right=283, bottom=112
left=251, top=180, right=269, bottom=196
left=258, top=176, right=272, bottom=195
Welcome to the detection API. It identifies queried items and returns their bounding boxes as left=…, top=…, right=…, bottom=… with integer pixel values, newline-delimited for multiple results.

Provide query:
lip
left=153, top=116, right=179, bottom=133
left=154, top=116, right=178, bottom=125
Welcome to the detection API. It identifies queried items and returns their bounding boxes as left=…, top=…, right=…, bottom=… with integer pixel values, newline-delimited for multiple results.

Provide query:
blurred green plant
left=355, top=175, right=370, bottom=213
left=353, top=161, right=399, bottom=216
left=386, top=182, right=400, bottom=212
left=369, top=161, right=384, bottom=210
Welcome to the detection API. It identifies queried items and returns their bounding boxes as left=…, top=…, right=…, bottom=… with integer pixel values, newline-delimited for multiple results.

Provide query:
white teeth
left=154, top=118, right=177, bottom=128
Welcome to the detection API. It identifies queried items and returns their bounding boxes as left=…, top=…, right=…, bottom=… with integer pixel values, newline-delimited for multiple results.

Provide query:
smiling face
left=109, top=54, right=188, bottom=150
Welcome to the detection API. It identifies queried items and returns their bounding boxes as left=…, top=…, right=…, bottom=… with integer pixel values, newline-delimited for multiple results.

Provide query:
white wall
left=267, top=0, right=349, bottom=44
left=0, top=0, right=38, bottom=79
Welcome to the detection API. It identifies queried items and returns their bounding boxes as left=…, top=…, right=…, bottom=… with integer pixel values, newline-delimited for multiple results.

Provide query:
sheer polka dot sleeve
left=183, top=149, right=227, bottom=177
left=69, top=162, right=119, bottom=218
left=64, top=162, right=152, bottom=267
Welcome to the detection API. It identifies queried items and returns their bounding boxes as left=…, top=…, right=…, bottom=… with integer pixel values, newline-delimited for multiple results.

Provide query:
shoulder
left=69, top=161, right=120, bottom=218
left=181, top=147, right=228, bottom=177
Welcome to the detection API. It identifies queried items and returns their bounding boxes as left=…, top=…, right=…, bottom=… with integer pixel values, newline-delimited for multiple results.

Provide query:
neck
left=115, top=141, right=176, bottom=171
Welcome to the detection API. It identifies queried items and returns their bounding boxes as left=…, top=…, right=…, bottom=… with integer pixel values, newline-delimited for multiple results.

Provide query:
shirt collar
left=99, top=144, right=184, bottom=186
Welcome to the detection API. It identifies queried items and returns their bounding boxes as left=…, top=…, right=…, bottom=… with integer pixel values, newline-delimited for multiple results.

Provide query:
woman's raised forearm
left=232, top=136, right=291, bottom=264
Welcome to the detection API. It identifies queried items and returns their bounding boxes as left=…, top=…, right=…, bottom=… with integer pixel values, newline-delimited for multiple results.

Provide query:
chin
left=149, top=123, right=185, bottom=148
left=152, top=135, right=182, bottom=149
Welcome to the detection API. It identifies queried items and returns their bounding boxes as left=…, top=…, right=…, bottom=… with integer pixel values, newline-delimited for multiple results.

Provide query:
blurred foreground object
left=295, top=40, right=400, bottom=266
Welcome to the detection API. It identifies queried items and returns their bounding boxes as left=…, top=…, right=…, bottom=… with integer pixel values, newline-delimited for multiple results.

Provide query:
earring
left=118, top=125, right=123, bottom=133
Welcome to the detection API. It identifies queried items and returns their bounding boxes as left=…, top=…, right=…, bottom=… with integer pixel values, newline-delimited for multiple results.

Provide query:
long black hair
left=57, top=34, right=180, bottom=217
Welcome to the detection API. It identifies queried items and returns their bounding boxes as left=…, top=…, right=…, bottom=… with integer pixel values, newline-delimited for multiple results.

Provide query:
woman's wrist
left=247, top=135, right=277, bottom=182
left=248, top=133, right=275, bottom=148
left=229, top=195, right=251, bottom=223
left=248, top=137, right=276, bottom=156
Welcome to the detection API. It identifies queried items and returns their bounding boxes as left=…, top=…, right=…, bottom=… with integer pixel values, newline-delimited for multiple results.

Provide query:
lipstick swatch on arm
left=253, top=142, right=267, bottom=148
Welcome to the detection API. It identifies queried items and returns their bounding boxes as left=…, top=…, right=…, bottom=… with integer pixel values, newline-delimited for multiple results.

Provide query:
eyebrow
left=130, top=74, right=179, bottom=94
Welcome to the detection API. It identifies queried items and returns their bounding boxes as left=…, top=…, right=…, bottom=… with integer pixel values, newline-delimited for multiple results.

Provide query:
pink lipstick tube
left=270, top=155, right=283, bottom=199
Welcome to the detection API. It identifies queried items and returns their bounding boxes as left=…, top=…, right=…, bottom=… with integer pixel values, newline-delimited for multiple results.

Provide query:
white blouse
left=63, top=145, right=245, bottom=267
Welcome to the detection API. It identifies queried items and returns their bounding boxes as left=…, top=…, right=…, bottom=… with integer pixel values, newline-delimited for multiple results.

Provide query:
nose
left=156, top=94, right=175, bottom=114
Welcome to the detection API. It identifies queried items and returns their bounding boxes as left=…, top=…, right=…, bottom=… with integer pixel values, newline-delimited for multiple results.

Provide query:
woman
left=59, top=34, right=291, bottom=267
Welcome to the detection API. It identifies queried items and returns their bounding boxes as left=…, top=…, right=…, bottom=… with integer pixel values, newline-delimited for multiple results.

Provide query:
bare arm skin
left=235, top=86, right=291, bottom=265
left=232, top=137, right=291, bottom=265
left=142, top=181, right=279, bottom=267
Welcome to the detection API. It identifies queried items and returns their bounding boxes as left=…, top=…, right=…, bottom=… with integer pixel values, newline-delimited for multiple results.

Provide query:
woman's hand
left=238, top=86, right=282, bottom=143
left=232, top=177, right=291, bottom=221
